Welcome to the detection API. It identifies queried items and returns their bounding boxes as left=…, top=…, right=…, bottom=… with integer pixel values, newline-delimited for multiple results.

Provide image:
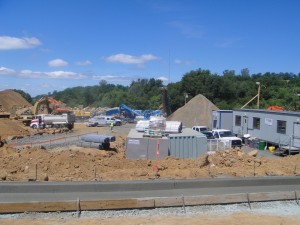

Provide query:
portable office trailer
left=232, top=109, right=300, bottom=148
left=212, top=110, right=233, bottom=130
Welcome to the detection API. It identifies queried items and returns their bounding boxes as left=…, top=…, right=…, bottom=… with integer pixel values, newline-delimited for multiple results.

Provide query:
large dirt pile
left=0, top=89, right=32, bottom=112
left=167, top=94, right=218, bottom=128
left=0, top=90, right=33, bottom=139
left=0, top=118, right=31, bottom=139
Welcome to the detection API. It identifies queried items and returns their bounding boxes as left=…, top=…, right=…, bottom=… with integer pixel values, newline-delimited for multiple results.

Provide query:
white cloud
left=0, top=66, right=16, bottom=74
left=48, top=59, right=68, bottom=67
left=45, top=71, right=85, bottom=79
left=174, top=59, right=193, bottom=65
left=1, top=66, right=150, bottom=84
left=76, top=60, right=92, bottom=66
left=157, top=76, right=168, bottom=81
left=104, top=53, right=159, bottom=65
left=0, top=36, right=41, bottom=50
left=17, top=69, right=86, bottom=79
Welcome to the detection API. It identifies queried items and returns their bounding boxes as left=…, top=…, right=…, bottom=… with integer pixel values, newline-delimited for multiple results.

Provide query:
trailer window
left=253, top=117, right=260, bottom=129
left=235, top=116, right=241, bottom=126
left=277, top=120, right=286, bottom=134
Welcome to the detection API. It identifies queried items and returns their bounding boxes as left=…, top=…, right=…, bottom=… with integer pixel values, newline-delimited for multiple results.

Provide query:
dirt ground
left=1, top=123, right=300, bottom=224
left=1, top=90, right=300, bottom=224
left=1, top=122, right=300, bottom=182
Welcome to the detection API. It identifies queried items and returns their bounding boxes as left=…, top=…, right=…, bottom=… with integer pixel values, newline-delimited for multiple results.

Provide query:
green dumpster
left=258, top=140, right=266, bottom=150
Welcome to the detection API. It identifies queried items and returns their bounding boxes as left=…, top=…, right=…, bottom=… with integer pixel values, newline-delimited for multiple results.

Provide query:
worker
left=110, top=121, right=114, bottom=131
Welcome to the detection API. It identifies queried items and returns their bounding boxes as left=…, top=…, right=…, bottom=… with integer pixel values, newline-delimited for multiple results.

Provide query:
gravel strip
left=1, top=201, right=299, bottom=219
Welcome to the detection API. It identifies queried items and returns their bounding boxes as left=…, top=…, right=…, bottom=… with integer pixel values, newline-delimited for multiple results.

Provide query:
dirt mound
left=206, top=149, right=300, bottom=177
left=0, top=118, right=31, bottom=139
left=167, top=94, right=218, bottom=128
left=1, top=136, right=299, bottom=181
left=0, top=89, right=32, bottom=112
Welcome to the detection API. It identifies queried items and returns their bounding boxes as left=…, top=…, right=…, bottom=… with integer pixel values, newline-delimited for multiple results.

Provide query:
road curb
left=0, top=191, right=299, bottom=213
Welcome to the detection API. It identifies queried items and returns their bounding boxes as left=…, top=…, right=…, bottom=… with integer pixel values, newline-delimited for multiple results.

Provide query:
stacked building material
left=149, top=116, right=166, bottom=129
left=164, top=121, right=182, bottom=133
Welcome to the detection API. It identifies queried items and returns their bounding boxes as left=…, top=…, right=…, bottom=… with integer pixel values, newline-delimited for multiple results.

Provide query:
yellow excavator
left=32, top=96, right=50, bottom=115
left=17, top=97, right=72, bottom=126
left=32, top=96, right=71, bottom=115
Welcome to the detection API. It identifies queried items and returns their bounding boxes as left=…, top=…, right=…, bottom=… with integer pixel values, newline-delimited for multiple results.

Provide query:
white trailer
left=30, top=113, right=75, bottom=130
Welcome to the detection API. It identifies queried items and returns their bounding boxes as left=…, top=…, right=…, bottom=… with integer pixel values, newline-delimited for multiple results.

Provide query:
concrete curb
left=0, top=191, right=299, bottom=213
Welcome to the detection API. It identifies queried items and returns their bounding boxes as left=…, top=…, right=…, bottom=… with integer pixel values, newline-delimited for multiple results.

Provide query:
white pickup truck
left=212, top=129, right=242, bottom=148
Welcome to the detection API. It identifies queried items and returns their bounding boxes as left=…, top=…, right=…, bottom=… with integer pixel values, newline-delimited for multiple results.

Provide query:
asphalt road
left=1, top=177, right=299, bottom=203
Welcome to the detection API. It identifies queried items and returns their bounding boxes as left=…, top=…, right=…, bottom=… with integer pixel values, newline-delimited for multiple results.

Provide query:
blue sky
left=0, top=0, right=299, bottom=97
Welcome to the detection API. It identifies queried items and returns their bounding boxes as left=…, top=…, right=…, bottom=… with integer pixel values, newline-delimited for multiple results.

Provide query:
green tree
left=13, top=89, right=33, bottom=104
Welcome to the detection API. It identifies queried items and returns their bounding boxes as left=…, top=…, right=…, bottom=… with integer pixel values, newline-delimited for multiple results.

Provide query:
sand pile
left=0, top=89, right=32, bottom=112
left=167, top=94, right=218, bottom=128
left=0, top=90, right=33, bottom=139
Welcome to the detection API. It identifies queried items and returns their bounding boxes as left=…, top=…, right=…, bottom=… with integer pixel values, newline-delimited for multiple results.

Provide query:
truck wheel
left=67, top=123, right=74, bottom=130
left=31, top=124, right=37, bottom=129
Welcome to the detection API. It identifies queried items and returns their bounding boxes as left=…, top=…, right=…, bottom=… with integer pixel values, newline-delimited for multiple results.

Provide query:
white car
left=212, top=129, right=242, bottom=148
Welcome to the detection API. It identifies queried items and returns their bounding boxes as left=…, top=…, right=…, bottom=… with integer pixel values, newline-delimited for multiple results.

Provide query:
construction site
left=0, top=89, right=300, bottom=224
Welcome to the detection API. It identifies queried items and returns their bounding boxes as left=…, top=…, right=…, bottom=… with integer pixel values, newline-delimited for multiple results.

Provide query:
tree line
left=15, top=68, right=300, bottom=113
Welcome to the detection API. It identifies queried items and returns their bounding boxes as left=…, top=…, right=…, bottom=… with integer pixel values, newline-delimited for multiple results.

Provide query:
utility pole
left=256, top=82, right=261, bottom=109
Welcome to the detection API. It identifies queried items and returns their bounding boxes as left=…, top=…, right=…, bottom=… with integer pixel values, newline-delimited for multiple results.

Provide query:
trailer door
left=242, top=116, right=248, bottom=135
left=293, top=123, right=300, bottom=147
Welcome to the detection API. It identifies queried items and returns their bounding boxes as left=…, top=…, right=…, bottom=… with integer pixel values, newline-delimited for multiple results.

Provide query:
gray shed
left=168, top=128, right=207, bottom=159
left=126, top=129, right=169, bottom=160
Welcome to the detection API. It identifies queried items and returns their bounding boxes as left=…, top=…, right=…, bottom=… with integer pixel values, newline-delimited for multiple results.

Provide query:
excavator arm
left=32, top=96, right=50, bottom=115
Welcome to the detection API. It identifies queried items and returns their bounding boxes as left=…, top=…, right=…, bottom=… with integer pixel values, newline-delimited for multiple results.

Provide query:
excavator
left=15, top=97, right=72, bottom=126
left=32, top=96, right=71, bottom=115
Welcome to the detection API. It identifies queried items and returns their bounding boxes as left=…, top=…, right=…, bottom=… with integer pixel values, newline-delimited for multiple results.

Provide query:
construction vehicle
left=267, top=106, right=285, bottom=111
left=47, top=97, right=71, bottom=114
left=32, top=96, right=50, bottom=115
left=14, top=107, right=34, bottom=126
left=119, top=104, right=142, bottom=119
left=30, top=113, right=75, bottom=130
left=119, top=104, right=163, bottom=121
left=32, top=96, right=72, bottom=115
